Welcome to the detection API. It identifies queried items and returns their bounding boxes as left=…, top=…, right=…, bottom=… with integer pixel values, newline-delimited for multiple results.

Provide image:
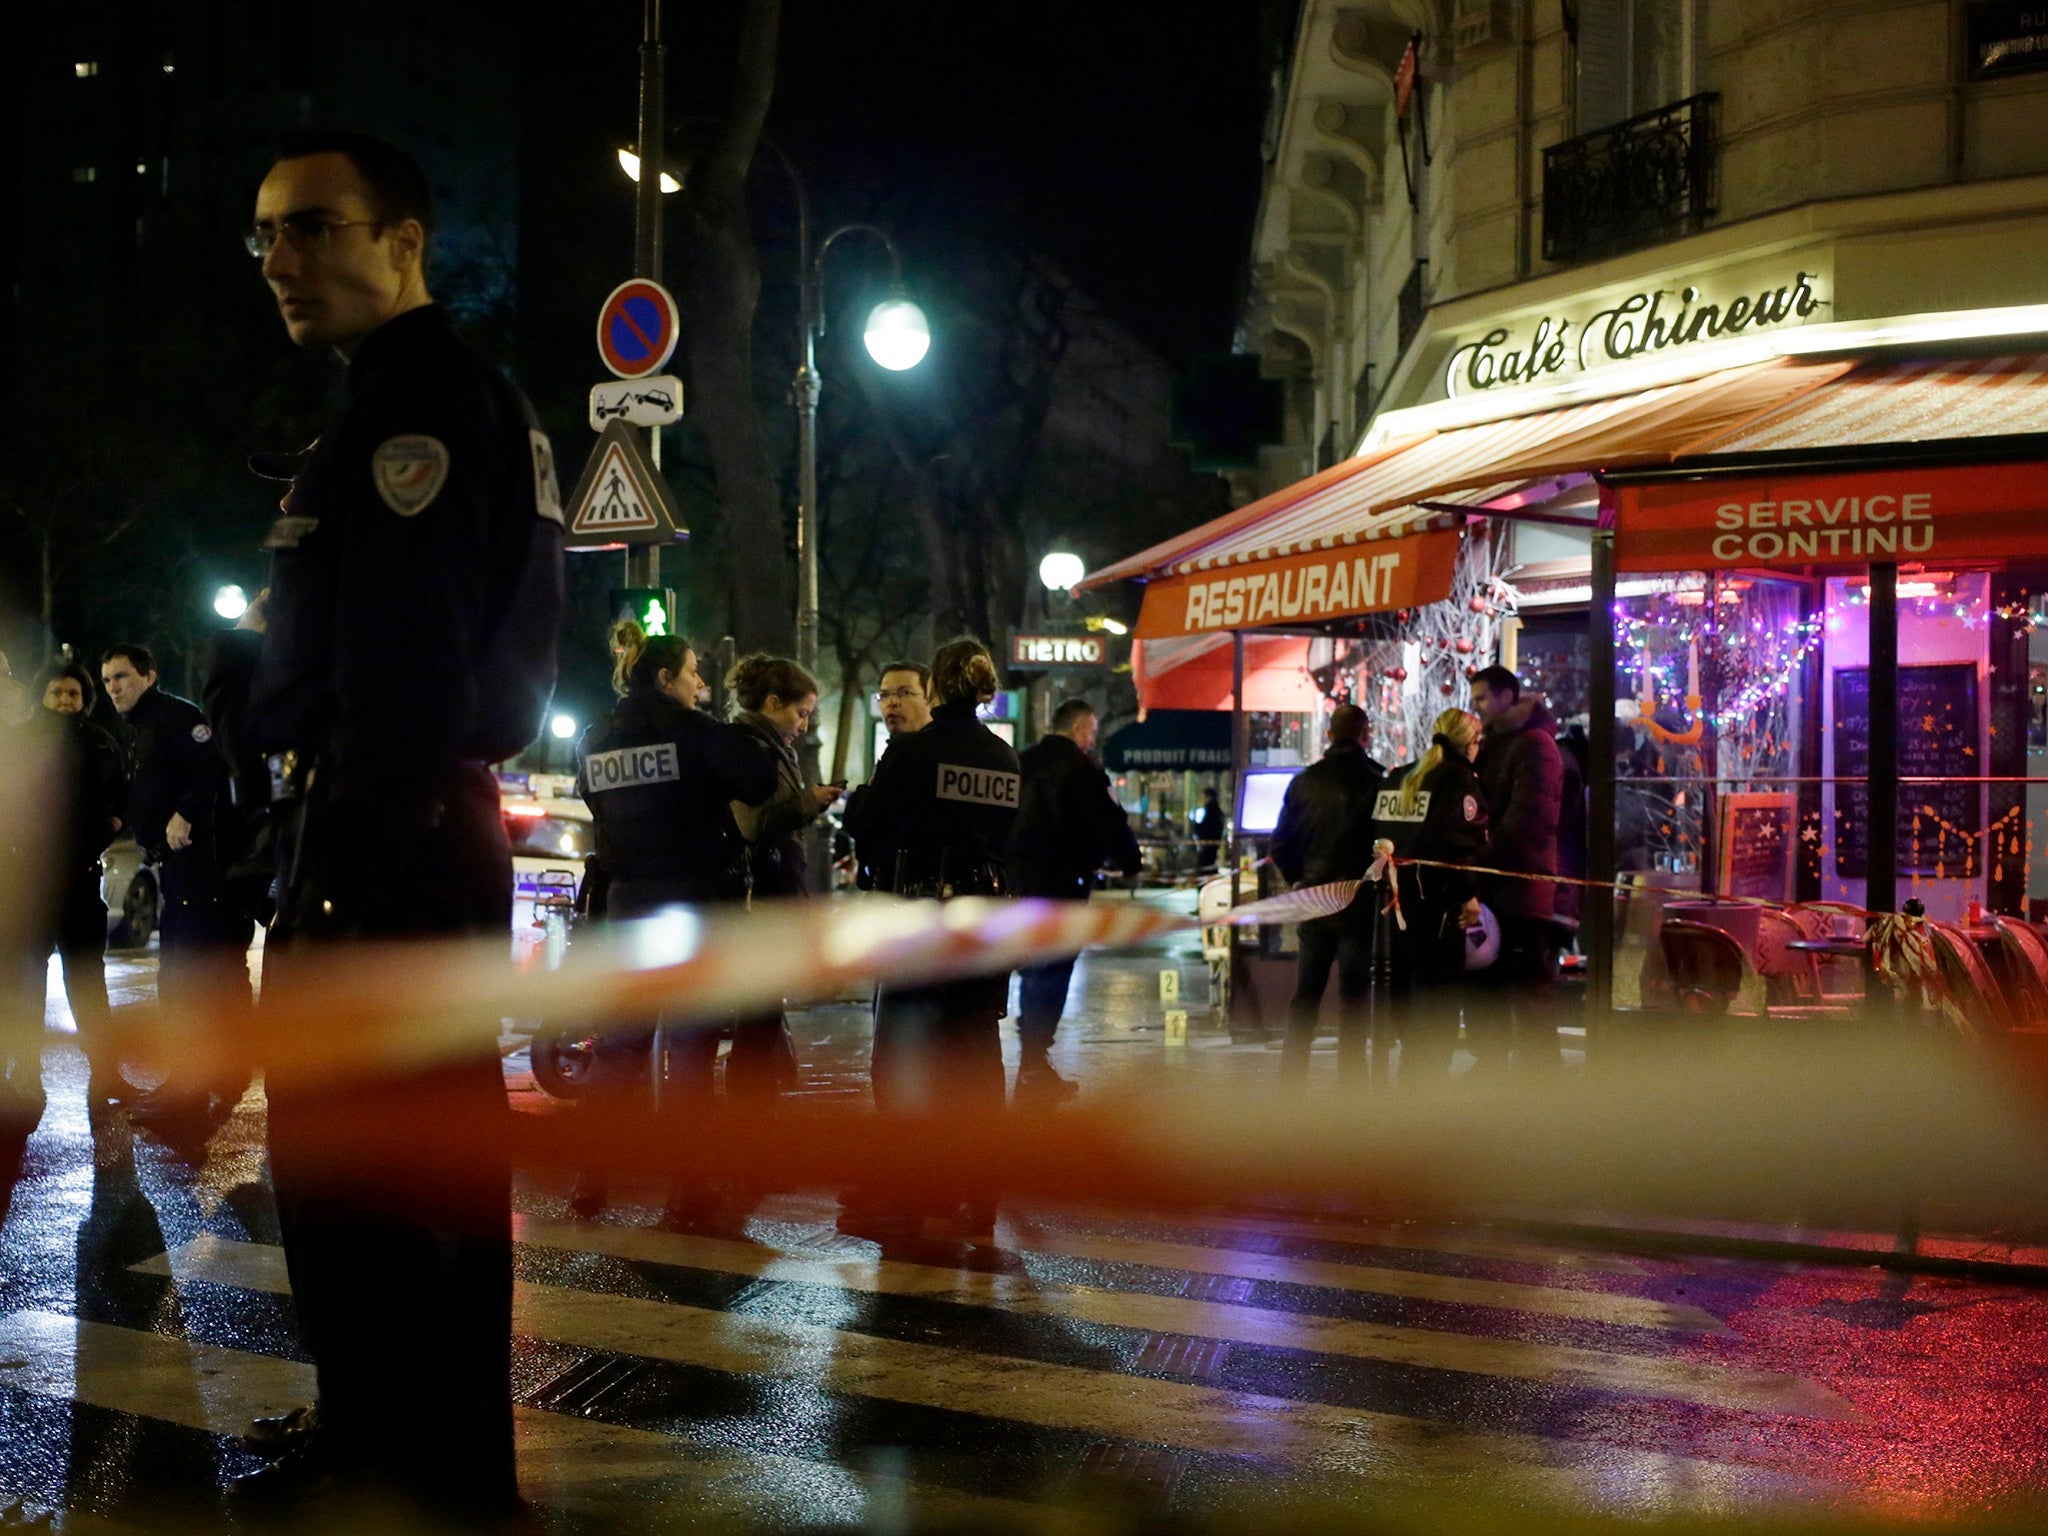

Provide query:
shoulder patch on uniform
left=529, top=429, right=563, bottom=526
left=371, top=435, right=450, bottom=516
left=191, top=723, right=213, bottom=744
left=1464, top=794, right=1480, bottom=822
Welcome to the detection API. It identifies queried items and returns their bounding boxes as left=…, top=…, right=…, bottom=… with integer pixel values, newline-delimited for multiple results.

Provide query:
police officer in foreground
left=237, top=130, right=563, bottom=1517
left=843, top=637, right=1021, bottom=1243
left=572, top=624, right=776, bottom=1224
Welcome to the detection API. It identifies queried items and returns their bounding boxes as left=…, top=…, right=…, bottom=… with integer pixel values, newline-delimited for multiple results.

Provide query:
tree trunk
left=675, top=0, right=791, bottom=653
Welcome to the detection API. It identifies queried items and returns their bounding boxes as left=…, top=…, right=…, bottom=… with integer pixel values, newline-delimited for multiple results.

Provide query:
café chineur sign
left=1440, top=267, right=1829, bottom=398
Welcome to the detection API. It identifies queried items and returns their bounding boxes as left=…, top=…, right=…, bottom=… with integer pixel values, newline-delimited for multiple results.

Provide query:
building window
left=72, top=166, right=97, bottom=183
left=1574, top=0, right=1699, bottom=132
left=74, top=61, right=99, bottom=78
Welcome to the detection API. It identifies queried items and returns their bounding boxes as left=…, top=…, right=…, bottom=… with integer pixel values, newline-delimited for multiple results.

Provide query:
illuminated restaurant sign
left=1614, top=461, right=2048, bottom=572
left=1442, top=269, right=1828, bottom=396
left=1135, top=530, right=1460, bottom=638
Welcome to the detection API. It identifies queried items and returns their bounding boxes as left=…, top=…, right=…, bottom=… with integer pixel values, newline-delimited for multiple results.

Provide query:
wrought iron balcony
left=1542, top=92, right=1719, bottom=265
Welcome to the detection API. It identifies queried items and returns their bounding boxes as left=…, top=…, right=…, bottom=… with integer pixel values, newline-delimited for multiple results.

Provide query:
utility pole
left=626, top=0, right=665, bottom=594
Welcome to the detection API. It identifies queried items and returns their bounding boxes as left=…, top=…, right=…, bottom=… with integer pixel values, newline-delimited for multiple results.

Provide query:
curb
left=1488, top=1214, right=2048, bottom=1288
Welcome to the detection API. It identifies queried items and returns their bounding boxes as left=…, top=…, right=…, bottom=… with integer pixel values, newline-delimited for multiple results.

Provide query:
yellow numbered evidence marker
left=1164, top=1009, right=1189, bottom=1045
left=1158, top=969, right=1180, bottom=1003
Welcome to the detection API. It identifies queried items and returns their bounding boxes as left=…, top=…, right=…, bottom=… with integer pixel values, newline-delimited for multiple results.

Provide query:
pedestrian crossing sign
left=563, top=420, right=688, bottom=550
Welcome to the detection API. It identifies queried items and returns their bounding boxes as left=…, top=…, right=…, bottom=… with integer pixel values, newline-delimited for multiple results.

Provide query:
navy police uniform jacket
left=1372, top=753, right=1490, bottom=913
left=1269, top=741, right=1386, bottom=889
left=847, top=700, right=1022, bottom=895
left=577, top=687, right=777, bottom=902
left=245, top=304, right=565, bottom=876
left=1008, top=732, right=1140, bottom=898
left=120, top=687, right=225, bottom=860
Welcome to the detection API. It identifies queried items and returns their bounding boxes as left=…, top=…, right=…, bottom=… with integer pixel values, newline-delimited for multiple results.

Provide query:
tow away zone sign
left=563, top=420, right=688, bottom=550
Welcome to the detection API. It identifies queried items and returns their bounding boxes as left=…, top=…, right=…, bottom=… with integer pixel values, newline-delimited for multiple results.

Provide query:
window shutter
left=1575, top=0, right=1631, bottom=132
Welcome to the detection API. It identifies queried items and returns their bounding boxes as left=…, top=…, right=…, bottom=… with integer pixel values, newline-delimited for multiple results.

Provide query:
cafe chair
left=1990, top=915, right=2048, bottom=1027
left=1923, top=921, right=2012, bottom=1037
left=1753, top=908, right=1855, bottom=1017
left=1658, top=919, right=1747, bottom=1015
left=1787, top=902, right=1869, bottom=1004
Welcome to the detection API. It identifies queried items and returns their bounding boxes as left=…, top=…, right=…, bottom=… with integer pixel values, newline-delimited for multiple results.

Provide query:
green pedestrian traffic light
left=609, top=588, right=674, bottom=638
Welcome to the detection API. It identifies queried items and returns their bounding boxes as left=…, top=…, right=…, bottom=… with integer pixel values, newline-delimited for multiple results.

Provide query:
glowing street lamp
left=549, top=713, right=579, bottom=741
left=615, top=147, right=681, bottom=194
left=213, top=584, right=249, bottom=621
left=862, top=296, right=931, bottom=372
left=1039, top=551, right=1086, bottom=593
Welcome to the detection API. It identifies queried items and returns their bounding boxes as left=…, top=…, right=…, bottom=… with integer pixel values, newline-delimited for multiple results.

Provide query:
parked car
left=100, top=834, right=158, bottom=951
left=498, top=771, right=593, bottom=927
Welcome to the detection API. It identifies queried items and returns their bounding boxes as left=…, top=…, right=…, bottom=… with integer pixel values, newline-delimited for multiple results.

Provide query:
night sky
left=532, top=1, right=1272, bottom=367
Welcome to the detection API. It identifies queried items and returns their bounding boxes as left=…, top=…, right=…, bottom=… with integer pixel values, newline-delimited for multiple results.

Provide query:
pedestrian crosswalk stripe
left=0, top=1308, right=1031, bottom=1525
left=1021, top=1202, right=1652, bottom=1275
left=989, top=1225, right=1732, bottom=1334
left=511, top=1218, right=1848, bottom=1419
left=139, top=1236, right=1794, bottom=1490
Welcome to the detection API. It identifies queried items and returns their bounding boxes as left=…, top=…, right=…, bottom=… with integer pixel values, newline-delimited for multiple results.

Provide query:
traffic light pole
left=626, top=0, right=664, bottom=594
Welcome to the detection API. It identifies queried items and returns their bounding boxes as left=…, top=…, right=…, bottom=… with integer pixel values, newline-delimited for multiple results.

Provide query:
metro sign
left=1012, top=634, right=1106, bottom=667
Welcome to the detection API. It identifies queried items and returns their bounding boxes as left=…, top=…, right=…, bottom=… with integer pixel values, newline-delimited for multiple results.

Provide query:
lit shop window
left=74, top=61, right=99, bottom=78
left=73, top=166, right=97, bottom=183
left=162, top=56, right=175, bottom=74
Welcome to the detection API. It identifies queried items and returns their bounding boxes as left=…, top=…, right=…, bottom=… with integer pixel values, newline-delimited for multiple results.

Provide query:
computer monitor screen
left=1236, top=767, right=1298, bottom=836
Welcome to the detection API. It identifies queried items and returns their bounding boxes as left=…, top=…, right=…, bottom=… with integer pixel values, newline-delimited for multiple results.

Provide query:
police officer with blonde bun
left=843, top=636, right=1020, bottom=1241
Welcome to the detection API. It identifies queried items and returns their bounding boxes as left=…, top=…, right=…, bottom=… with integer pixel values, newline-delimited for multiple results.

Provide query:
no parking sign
left=595, top=278, right=681, bottom=380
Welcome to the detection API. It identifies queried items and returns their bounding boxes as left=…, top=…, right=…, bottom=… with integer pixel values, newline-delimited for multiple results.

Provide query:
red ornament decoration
left=1454, top=637, right=1474, bottom=654
left=1391, top=666, right=1408, bottom=682
left=1469, top=596, right=1486, bottom=614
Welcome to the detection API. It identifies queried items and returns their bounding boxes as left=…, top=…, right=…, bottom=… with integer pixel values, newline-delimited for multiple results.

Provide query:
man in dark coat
left=1469, top=665, right=1565, bottom=1072
left=1008, top=699, right=1140, bottom=1100
left=1269, top=703, right=1384, bottom=1080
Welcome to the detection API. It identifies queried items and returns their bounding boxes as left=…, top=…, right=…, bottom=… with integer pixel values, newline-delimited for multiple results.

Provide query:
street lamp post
left=768, top=146, right=929, bottom=677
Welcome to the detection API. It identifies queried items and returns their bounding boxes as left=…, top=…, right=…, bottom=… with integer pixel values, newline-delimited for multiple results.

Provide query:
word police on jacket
left=584, top=742, right=681, bottom=791
left=937, top=764, right=1021, bottom=808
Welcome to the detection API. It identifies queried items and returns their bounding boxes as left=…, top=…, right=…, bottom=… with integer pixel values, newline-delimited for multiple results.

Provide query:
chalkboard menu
left=1719, top=793, right=1796, bottom=902
left=1833, top=663, right=1981, bottom=878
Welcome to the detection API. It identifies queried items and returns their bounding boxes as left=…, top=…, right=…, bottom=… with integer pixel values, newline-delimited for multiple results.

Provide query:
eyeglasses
left=243, top=214, right=383, bottom=259
left=875, top=687, right=923, bottom=704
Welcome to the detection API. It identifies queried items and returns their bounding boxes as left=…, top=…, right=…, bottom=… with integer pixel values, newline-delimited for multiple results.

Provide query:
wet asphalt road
left=2, top=923, right=2048, bottom=1530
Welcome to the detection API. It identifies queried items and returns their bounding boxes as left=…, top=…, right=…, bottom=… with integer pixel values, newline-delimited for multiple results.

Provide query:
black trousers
left=264, top=766, right=517, bottom=1513
left=1466, top=910, right=1561, bottom=1074
left=1284, top=911, right=1374, bottom=1079
left=1383, top=899, right=1469, bottom=1088
left=866, top=973, right=1008, bottom=1217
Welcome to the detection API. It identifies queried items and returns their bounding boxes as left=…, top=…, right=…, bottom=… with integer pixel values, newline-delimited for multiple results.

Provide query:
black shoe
left=247, top=1403, right=318, bottom=1452
left=225, top=1434, right=333, bottom=1513
left=659, top=1187, right=721, bottom=1232
left=1015, top=1063, right=1081, bottom=1105
left=568, top=1173, right=607, bottom=1220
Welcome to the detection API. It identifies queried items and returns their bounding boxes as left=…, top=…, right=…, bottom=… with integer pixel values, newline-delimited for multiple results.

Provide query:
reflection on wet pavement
left=0, top=938, right=2045, bottom=1528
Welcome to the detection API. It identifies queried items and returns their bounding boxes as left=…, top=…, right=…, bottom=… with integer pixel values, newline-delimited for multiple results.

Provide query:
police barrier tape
left=109, top=879, right=1361, bottom=1089
left=81, top=862, right=2048, bottom=1237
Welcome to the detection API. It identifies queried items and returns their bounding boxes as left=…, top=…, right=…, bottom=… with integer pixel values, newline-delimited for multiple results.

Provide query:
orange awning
left=1083, top=357, right=1855, bottom=638
left=1612, top=354, right=2048, bottom=572
left=1133, top=634, right=1322, bottom=713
